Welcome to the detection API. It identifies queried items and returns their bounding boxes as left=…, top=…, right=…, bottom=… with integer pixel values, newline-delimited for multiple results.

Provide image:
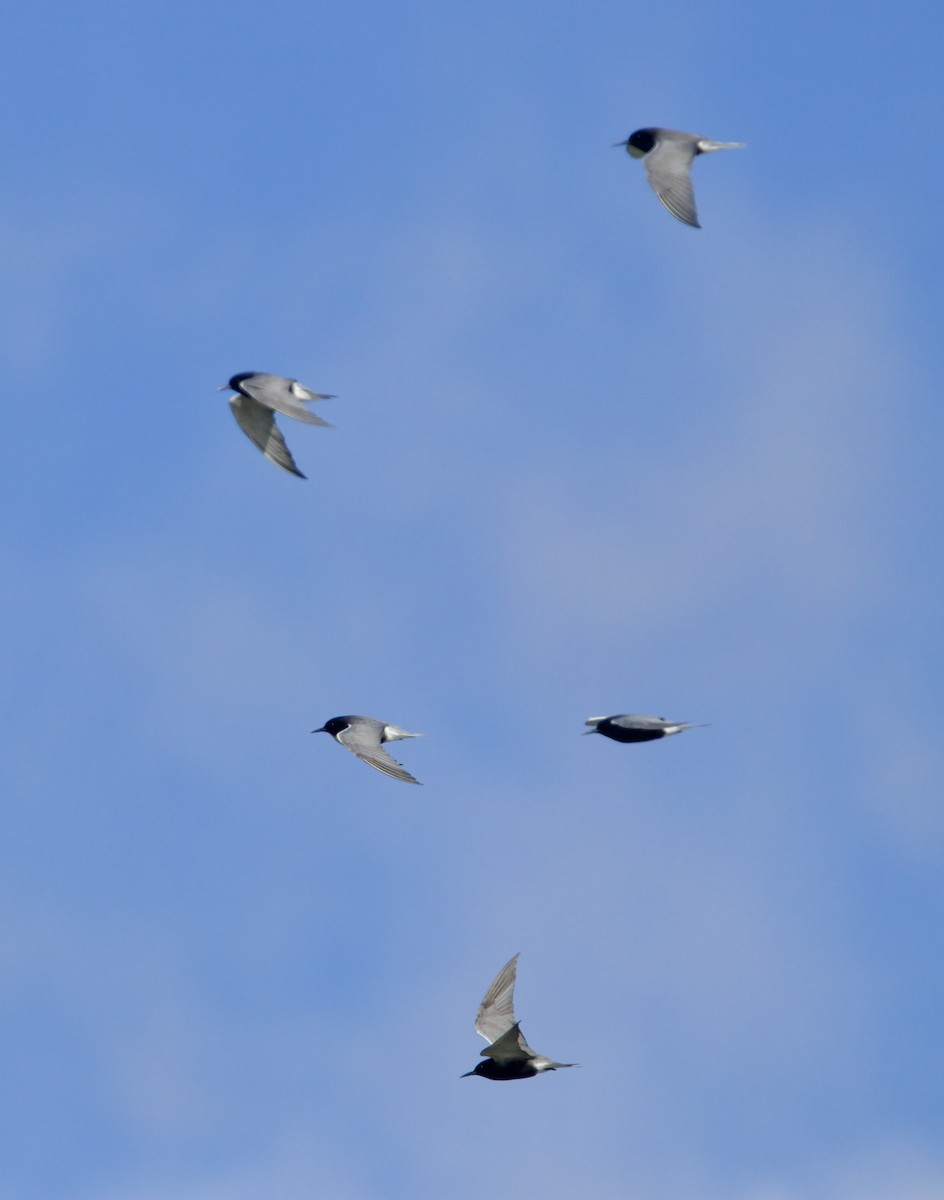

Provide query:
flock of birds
left=219, top=127, right=740, bottom=1081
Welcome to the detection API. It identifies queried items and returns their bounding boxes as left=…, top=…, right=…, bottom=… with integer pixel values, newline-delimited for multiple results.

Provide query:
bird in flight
left=220, top=371, right=334, bottom=478
left=615, top=127, right=744, bottom=228
left=462, top=953, right=576, bottom=1081
left=584, top=714, right=706, bottom=743
left=313, top=715, right=424, bottom=785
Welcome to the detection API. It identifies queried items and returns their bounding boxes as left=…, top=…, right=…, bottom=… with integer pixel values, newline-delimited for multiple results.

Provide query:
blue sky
left=2, top=1, right=943, bottom=1197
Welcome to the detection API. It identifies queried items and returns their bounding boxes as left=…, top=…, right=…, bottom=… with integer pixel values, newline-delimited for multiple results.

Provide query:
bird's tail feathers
left=293, top=384, right=336, bottom=403
left=383, top=725, right=424, bottom=741
left=698, top=139, right=745, bottom=152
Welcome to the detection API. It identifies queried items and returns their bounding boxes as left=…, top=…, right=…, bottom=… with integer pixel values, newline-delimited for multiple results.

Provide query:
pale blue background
left=2, top=1, right=942, bottom=1197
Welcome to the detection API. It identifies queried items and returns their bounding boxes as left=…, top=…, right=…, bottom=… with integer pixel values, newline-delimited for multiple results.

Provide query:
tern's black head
left=226, top=372, right=257, bottom=392
left=312, top=717, right=349, bottom=737
left=462, top=1059, right=540, bottom=1081
left=622, top=128, right=657, bottom=156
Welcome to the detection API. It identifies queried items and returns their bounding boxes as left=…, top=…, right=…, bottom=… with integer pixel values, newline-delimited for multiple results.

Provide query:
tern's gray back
left=335, top=717, right=422, bottom=785
left=650, top=127, right=702, bottom=147
left=336, top=715, right=386, bottom=740
left=237, top=373, right=332, bottom=426
left=609, top=714, right=674, bottom=730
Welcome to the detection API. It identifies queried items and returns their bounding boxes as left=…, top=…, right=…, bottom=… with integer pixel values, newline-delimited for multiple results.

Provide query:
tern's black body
left=584, top=714, right=704, bottom=743
left=462, top=1058, right=543, bottom=1081
left=595, top=721, right=666, bottom=743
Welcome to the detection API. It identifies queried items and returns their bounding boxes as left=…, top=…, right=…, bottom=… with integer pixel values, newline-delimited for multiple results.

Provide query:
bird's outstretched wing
left=238, top=375, right=334, bottom=426
left=337, top=722, right=422, bottom=785
left=481, top=1021, right=539, bottom=1064
left=644, top=139, right=700, bottom=228
left=229, top=395, right=305, bottom=478
left=474, top=954, right=520, bottom=1044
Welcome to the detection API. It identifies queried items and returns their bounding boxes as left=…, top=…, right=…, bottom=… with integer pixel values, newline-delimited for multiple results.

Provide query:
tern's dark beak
left=312, top=727, right=327, bottom=734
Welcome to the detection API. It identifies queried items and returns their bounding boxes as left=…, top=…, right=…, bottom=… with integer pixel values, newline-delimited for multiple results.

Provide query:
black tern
left=616, top=127, right=744, bottom=228
left=220, top=372, right=334, bottom=478
left=462, top=954, right=576, bottom=1081
left=585, top=714, right=705, bottom=743
left=312, top=716, right=424, bottom=785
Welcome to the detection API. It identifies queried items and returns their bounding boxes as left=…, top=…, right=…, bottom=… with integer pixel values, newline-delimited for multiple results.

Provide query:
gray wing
left=337, top=721, right=421, bottom=785
left=474, top=954, right=520, bottom=1044
left=609, top=714, right=672, bottom=730
left=238, top=374, right=333, bottom=427
left=644, top=138, right=700, bottom=228
left=482, top=1021, right=537, bottom=1064
left=229, top=395, right=305, bottom=478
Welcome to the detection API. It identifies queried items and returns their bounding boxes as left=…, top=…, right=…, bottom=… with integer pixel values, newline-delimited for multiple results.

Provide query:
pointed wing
left=337, top=721, right=422, bottom=785
left=644, top=138, right=700, bottom=228
left=481, top=1021, right=537, bottom=1064
left=238, top=374, right=333, bottom=426
left=229, top=395, right=305, bottom=478
left=474, top=953, right=520, bottom=1044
